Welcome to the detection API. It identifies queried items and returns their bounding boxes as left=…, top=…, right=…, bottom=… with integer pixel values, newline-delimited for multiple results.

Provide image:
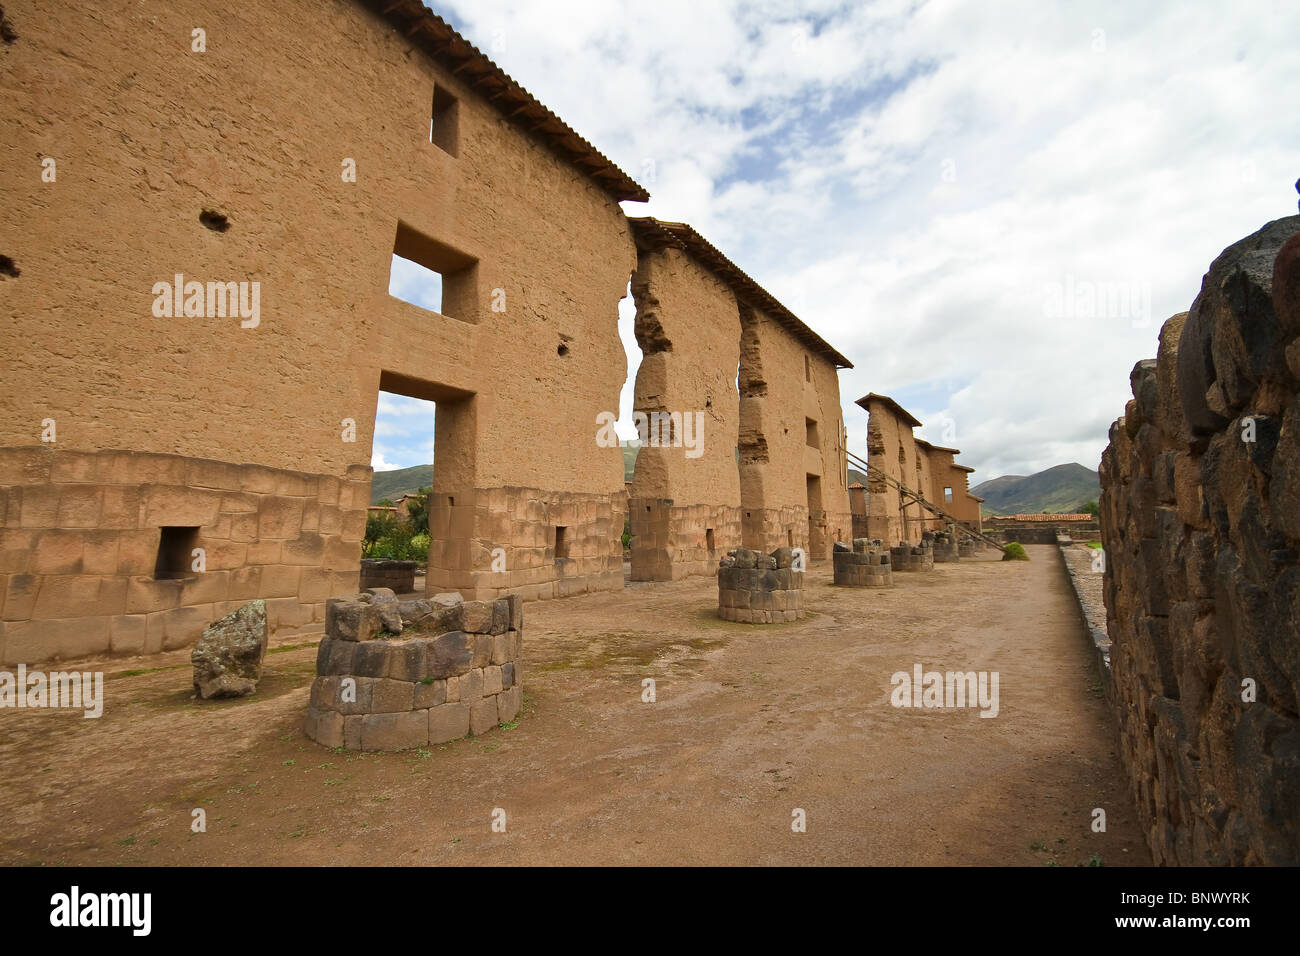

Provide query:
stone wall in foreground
left=1099, top=215, right=1300, bottom=865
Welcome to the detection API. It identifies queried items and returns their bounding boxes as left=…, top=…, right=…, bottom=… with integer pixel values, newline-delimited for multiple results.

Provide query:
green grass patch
left=109, top=664, right=188, bottom=680
left=268, top=642, right=318, bottom=655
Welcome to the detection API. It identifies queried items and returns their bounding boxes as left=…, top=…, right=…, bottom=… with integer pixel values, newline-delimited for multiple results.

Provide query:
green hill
left=971, top=463, right=1099, bottom=516
left=369, top=463, right=433, bottom=504
left=848, top=467, right=868, bottom=487
left=373, top=448, right=636, bottom=501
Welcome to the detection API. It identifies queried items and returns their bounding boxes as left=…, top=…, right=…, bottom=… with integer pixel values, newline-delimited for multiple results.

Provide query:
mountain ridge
left=971, top=463, right=1099, bottom=515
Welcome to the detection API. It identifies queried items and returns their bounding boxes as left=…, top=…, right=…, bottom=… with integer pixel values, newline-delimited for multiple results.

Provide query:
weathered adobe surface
left=1099, top=215, right=1300, bottom=865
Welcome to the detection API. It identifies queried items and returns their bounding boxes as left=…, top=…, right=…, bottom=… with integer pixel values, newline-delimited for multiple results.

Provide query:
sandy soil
left=0, top=544, right=1149, bottom=866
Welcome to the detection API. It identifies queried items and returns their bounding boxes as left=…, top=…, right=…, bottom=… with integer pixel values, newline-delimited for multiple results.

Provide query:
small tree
left=1077, top=500, right=1099, bottom=516
left=404, top=485, right=431, bottom=531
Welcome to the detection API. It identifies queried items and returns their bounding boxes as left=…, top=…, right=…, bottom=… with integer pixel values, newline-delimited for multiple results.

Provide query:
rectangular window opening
left=805, top=417, right=820, bottom=449
left=706, top=528, right=715, bottom=553
left=154, top=526, right=199, bottom=580
left=388, top=222, right=478, bottom=323
left=804, top=354, right=812, bottom=382
left=944, top=487, right=954, bottom=504
left=430, top=84, right=459, bottom=156
left=555, top=526, right=570, bottom=560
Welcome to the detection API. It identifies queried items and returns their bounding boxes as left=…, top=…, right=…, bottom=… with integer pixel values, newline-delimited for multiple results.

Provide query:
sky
left=375, top=0, right=1300, bottom=484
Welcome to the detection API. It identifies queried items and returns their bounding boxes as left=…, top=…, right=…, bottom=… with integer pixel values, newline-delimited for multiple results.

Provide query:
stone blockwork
left=1099, top=215, right=1300, bottom=865
left=832, top=539, right=893, bottom=587
left=425, top=486, right=624, bottom=601
left=359, top=559, right=417, bottom=593
left=0, top=447, right=366, bottom=664
left=629, top=499, right=741, bottom=581
left=890, top=539, right=935, bottom=572
left=932, top=531, right=960, bottom=562
left=717, top=547, right=805, bottom=623
left=305, top=589, right=523, bottom=751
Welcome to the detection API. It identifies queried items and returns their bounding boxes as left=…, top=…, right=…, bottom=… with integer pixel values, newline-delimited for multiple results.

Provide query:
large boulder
left=191, top=600, right=269, bottom=699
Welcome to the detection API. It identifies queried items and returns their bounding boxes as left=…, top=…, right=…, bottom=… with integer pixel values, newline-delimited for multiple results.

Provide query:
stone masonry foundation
left=0, top=447, right=368, bottom=664
left=305, top=589, right=523, bottom=751
left=717, top=546, right=805, bottom=623
left=833, top=538, right=893, bottom=587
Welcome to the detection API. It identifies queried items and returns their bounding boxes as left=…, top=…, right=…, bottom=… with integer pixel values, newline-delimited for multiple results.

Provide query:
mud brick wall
left=306, top=593, right=522, bottom=751
left=717, top=547, right=805, bottom=623
left=739, top=303, right=851, bottom=558
left=0, top=447, right=367, bottom=664
left=359, top=559, right=417, bottom=593
left=1099, top=216, right=1300, bottom=865
left=628, top=246, right=744, bottom=581
left=833, top=540, right=893, bottom=587
left=2, top=0, right=636, bottom=645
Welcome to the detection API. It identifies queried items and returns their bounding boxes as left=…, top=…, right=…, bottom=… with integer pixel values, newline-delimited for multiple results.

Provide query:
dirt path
left=0, top=544, right=1150, bottom=866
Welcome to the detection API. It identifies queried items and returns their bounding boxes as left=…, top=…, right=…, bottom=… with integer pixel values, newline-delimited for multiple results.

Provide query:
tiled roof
left=628, top=218, right=853, bottom=368
left=364, top=1, right=649, bottom=202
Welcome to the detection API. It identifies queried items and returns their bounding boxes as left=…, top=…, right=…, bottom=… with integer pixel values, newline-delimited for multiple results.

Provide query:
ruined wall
left=627, top=248, right=742, bottom=580
left=863, top=399, right=916, bottom=544
left=0, top=0, right=635, bottom=657
left=862, top=396, right=980, bottom=545
left=1099, top=215, right=1300, bottom=865
left=925, top=449, right=982, bottom=528
left=805, top=350, right=853, bottom=559
left=739, top=307, right=800, bottom=554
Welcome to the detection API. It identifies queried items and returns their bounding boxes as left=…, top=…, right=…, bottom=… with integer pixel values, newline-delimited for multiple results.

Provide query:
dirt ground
left=0, top=544, right=1151, bottom=866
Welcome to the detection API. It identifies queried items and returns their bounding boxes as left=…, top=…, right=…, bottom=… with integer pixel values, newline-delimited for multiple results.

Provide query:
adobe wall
left=1099, top=216, right=1300, bottom=865
left=1, top=0, right=634, bottom=658
left=925, top=449, right=982, bottom=527
left=805, top=347, right=854, bottom=560
left=738, top=307, right=850, bottom=557
left=864, top=400, right=917, bottom=544
left=627, top=247, right=743, bottom=580
left=863, top=398, right=980, bottom=545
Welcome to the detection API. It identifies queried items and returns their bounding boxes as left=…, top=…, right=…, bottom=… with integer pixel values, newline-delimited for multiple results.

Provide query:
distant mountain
left=370, top=463, right=433, bottom=504
left=848, top=468, right=868, bottom=487
left=971, top=463, right=1100, bottom=516
left=623, top=444, right=638, bottom=483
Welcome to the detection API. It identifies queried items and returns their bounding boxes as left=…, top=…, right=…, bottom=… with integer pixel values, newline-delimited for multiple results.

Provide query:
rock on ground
left=191, top=600, right=269, bottom=699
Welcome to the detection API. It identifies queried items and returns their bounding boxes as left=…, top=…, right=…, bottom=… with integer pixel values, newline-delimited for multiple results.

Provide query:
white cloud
left=434, top=0, right=1300, bottom=483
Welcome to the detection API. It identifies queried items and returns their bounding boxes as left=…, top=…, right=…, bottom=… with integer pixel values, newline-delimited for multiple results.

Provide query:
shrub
left=1002, top=542, right=1030, bottom=561
left=363, top=514, right=429, bottom=563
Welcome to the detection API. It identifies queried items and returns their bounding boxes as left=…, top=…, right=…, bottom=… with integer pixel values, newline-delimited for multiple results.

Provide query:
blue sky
left=375, top=0, right=1300, bottom=484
